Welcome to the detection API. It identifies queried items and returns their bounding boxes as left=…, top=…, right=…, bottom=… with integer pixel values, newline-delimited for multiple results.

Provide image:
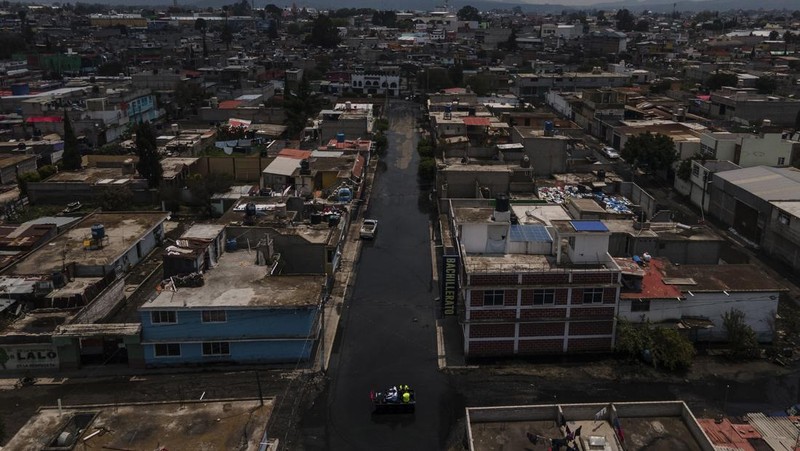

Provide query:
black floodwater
left=300, top=100, right=459, bottom=450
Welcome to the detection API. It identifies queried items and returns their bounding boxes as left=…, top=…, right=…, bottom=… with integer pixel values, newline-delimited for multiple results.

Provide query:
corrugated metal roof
left=714, top=166, right=800, bottom=201
left=262, top=156, right=300, bottom=176
left=746, top=413, right=800, bottom=450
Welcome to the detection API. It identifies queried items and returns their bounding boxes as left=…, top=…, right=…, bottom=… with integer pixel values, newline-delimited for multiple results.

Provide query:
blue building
left=139, top=250, right=325, bottom=367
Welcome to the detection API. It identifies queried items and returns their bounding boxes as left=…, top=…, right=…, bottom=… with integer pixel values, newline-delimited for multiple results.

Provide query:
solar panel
left=509, top=225, right=553, bottom=242
left=570, top=220, right=609, bottom=232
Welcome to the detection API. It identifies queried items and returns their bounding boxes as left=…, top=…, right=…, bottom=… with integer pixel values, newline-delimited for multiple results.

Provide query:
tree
left=651, top=327, right=695, bottom=371
left=420, top=67, right=453, bottom=92
left=372, top=10, right=396, bottom=27
left=768, top=30, right=780, bottom=41
left=498, top=29, right=517, bottom=51
left=754, top=76, right=778, bottom=95
left=305, top=14, right=340, bottom=48
left=457, top=5, right=480, bottom=21
left=634, top=19, right=649, bottom=32
left=194, top=18, right=208, bottom=59
left=284, top=76, right=326, bottom=137
left=61, top=110, right=82, bottom=170
left=37, top=164, right=57, bottom=179
left=17, top=171, right=40, bottom=196
left=134, top=122, right=162, bottom=188
left=615, top=9, right=635, bottom=32
left=621, top=132, right=677, bottom=173
left=186, top=173, right=234, bottom=215
left=99, top=186, right=134, bottom=211
left=722, top=309, right=760, bottom=359
left=706, top=72, right=738, bottom=91
left=96, top=60, right=125, bottom=76
left=221, top=24, right=233, bottom=50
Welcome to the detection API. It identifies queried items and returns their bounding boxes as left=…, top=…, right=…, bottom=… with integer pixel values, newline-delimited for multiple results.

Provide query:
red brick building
left=449, top=199, right=621, bottom=358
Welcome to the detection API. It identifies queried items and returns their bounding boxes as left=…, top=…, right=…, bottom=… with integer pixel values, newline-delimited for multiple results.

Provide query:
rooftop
left=141, top=250, right=325, bottom=310
left=11, top=212, right=168, bottom=276
left=466, top=401, right=710, bottom=451
left=715, top=166, right=800, bottom=201
left=44, top=167, right=136, bottom=184
left=463, top=253, right=613, bottom=274
left=4, top=398, right=275, bottom=451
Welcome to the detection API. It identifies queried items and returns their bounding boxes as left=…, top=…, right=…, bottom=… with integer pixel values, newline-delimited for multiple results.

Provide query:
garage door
left=733, top=200, right=760, bottom=242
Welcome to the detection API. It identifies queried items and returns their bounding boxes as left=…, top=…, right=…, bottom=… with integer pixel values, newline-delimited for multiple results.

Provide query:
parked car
left=360, top=219, right=378, bottom=239
left=601, top=146, right=620, bottom=159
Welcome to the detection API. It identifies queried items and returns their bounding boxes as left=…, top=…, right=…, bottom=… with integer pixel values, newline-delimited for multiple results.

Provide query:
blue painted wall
left=142, top=339, right=313, bottom=366
left=140, top=307, right=318, bottom=366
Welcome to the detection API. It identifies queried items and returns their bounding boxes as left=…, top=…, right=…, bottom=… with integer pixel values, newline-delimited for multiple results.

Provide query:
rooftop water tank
left=495, top=193, right=510, bottom=212
left=91, top=224, right=105, bottom=240
left=310, top=213, right=322, bottom=225
left=336, top=132, right=346, bottom=143
left=10, top=83, right=29, bottom=96
left=245, top=202, right=257, bottom=217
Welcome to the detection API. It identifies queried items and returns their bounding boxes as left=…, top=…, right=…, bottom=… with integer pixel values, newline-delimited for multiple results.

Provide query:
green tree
left=706, top=72, right=738, bottom=91
left=17, top=171, right=40, bottom=196
left=498, top=29, right=517, bottom=51
left=284, top=76, right=326, bottom=138
left=99, top=186, right=134, bottom=211
left=420, top=67, right=453, bottom=92
left=37, top=164, right=57, bottom=179
left=769, top=30, right=780, bottom=41
left=651, top=327, right=695, bottom=371
left=465, top=74, right=493, bottom=96
left=186, top=172, right=234, bottom=215
left=372, top=10, right=396, bottom=27
left=418, top=157, right=436, bottom=182
left=754, top=76, right=778, bottom=95
left=615, top=9, right=635, bottom=32
left=134, top=122, right=162, bottom=188
left=622, top=132, right=677, bottom=173
left=722, top=309, right=760, bottom=359
left=61, top=110, right=82, bottom=170
left=305, top=15, right=340, bottom=48
left=615, top=318, right=652, bottom=359
left=194, top=18, right=208, bottom=59
left=221, top=23, right=233, bottom=50
left=96, top=60, right=125, bottom=76
left=457, top=5, right=480, bottom=21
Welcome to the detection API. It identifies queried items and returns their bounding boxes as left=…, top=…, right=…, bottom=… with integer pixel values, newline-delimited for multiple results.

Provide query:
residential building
left=511, top=72, right=631, bottom=100
left=318, top=102, right=374, bottom=142
left=511, top=125, right=571, bottom=177
left=764, top=201, right=800, bottom=275
left=705, top=88, right=800, bottom=126
left=617, top=258, right=784, bottom=342
left=350, top=67, right=400, bottom=96
left=448, top=197, right=622, bottom=357
left=139, top=249, right=326, bottom=366
left=673, top=160, right=741, bottom=213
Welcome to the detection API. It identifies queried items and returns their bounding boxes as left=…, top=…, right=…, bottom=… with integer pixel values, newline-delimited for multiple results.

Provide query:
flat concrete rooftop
left=4, top=398, right=275, bottom=451
left=45, top=167, right=133, bottom=184
left=467, top=402, right=711, bottom=451
left=142, top=250, right=324, bottom=310
left=11, top=212, right=167, bottom=275
left=463, top=253, right=613, bottom=274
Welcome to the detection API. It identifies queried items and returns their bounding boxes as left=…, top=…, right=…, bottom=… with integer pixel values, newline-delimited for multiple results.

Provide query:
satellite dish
left=224, top=147, right=233, bottom=155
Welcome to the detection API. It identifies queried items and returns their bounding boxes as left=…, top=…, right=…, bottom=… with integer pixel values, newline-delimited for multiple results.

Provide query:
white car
left=601, top=146, right=620, bottom=159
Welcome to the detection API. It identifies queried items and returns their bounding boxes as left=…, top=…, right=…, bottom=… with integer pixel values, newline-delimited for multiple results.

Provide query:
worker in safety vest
left=402, top=391, right=411, bottom=403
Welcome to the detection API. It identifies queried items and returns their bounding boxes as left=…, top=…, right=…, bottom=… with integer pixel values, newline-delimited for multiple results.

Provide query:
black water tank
left=245, top=203, right=257, bottom=217
left=310, top=213, right=322, bottom=224
left=300, top=159, right=311, bottom=175
left=597, top=169, right=606, bottom=181
left=328, top=214, right=341, bottom=227
left=495, top=194, right=510, bottom=212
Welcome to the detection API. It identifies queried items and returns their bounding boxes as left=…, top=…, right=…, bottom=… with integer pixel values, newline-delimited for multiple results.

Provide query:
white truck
left=360, top=219, right=378, bottom=239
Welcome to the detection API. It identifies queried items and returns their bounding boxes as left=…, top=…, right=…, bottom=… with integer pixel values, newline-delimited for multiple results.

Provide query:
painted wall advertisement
left=441, top=255, right=460, bottom=316
left=0, top=345, right=59, bottom=370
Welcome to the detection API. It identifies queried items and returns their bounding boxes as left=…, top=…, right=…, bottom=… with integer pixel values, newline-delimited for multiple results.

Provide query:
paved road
left=300, top=101, right=460, bottom=450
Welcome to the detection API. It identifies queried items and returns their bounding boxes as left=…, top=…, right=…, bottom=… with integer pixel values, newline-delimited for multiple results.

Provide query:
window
left=583, top=288, right=604, bottom=304
left=483, top=290, right=505, bottom=306
left=778, top=157, right=786, bottom=165
left=154, top=343, right=180, bottom=357
left=201, top=310, right=226, bottom=323
left=778, top=211, right=791, bottom=226
left=151, top=311, right=176, bottom=324
left=202, top=342, right=230, bottom=356
left=631, top=299, right=651, bottom=312
left=691, top=164, right=700, bottom=177
left=533, top=289, right=555, bottom=305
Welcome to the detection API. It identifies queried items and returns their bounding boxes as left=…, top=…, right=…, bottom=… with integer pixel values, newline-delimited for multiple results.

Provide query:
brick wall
left=471, top=324, right=515, bottom=338
left=470, top=274, right=519, bottom=286
left=470, top=290, right=484, bottom=307
left=468, top=340, right=515, bottom=356
left=471, top=310, right=517, bottom=320
left=570, top=307, right=615, bottom=318
left=521, top=273, right=570, bottom=285
left=569, top=320, right=614, bottom=336
left=519, top=288, right=568, bottom=306
left=519, top=322, right=565, bottom=337
left=520, top=308, right=567, bottom=319
left=517, top=339, right=563, bottom=354
left=568, top=337, right=613, bottom=352
left=572, top=272, right=616, bottom=284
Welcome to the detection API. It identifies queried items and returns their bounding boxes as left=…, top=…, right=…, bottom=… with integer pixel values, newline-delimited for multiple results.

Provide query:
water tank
left=310, top=213, right=322, bottom=224
left=444, top=104, right=452, bottom=114
left=225, top=238, right=238, bottom=252
left=763, top=119, right=772, bottom=127
left=91, top=224, right=105, bottom=240
left=338, top=187, right=352, bottom=202
left=245, top=202, right=257, bottom=217
left=345, top=101, right=352, bottom=110
left=495, top=193, right=510, bottom=212
left=10, top=83, right=30, bottom=96
left=300, top=159, right=311, bottom=175
left=336, top=132, right=346, bottom=143
left=52, top=271, right=66, bottom=289
left=210, top=97, right=219, bottom=108
left=467, top=107, right=476, bottom=116
left=597, top=169, right=606, bottom=181
left=328, top=214, right=341, bottom=227
left=544, top=121, right=554, bottom=134
left=520, top=155, right=531, bottom=169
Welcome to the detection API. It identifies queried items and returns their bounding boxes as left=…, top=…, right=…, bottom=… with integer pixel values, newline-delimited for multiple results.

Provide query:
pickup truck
left=360, top=219, right=378, bottom=239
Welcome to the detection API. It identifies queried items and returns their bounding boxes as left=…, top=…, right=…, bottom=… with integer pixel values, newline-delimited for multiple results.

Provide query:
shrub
left=418, top=157, right=436, bottom=182
left=723, top=309, right=760, bottom=359
left=17, top=171, right=41, bottom=196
